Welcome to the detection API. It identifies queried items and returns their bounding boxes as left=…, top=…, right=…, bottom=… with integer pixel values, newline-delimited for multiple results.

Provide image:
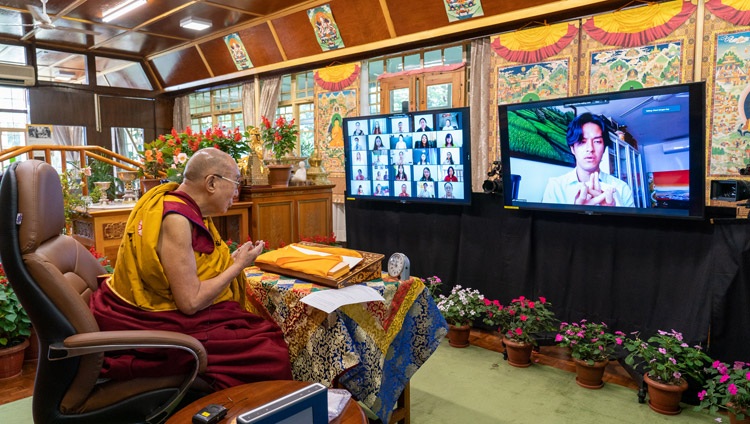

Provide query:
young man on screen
left=541, top=113, right=634, bottom=207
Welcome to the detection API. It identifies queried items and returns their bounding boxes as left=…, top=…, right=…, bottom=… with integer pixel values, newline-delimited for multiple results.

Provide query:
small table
left=244, top=268, right=448, bottom=424
left=167, top=380, right=367, bottom=424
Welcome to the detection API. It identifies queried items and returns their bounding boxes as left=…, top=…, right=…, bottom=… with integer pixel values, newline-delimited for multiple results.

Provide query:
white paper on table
left=300, top=284, right=385, bottom=313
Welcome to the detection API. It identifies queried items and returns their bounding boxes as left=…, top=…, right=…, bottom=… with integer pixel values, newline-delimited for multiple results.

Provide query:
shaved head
left=183, top=148, right=236, bottom=182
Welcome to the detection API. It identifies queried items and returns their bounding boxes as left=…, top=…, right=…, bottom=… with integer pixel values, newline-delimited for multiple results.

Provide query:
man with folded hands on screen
left=89, top=148, right=293, bottom=390
left=542, top=112, right=634, bottom=207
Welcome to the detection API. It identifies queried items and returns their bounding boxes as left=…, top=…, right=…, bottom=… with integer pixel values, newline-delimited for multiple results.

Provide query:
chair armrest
left=49, top=330, right=208, bottom=371
left=49, top=330, right=209, bottom=423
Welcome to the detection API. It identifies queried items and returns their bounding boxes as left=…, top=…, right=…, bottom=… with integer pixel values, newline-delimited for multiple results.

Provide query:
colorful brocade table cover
left=244, top=266, right=448, bottom=423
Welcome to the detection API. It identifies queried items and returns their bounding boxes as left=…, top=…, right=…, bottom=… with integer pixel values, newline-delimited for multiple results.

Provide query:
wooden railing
left=0, top=145, right=144, bottom=195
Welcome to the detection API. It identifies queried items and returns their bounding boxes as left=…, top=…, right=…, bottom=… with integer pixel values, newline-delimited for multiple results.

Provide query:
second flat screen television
left=499, top=82, right=706, bottom=219
left=344, top=107, right=471, bottom=205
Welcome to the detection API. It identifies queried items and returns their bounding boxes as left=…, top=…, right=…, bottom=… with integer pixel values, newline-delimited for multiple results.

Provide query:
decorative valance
left=490, top=22, right=578, bottom=64
left=705, top=0, right=750, bottom=25
left=314, top=63, right=361, bottom=91
left=582, top=0, right=696, bottom=47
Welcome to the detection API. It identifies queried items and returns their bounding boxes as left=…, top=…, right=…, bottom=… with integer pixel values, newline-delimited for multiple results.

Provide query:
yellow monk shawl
left=255, top=244, right=362, bottom=278
left=108, top=183, right=244, bottom=311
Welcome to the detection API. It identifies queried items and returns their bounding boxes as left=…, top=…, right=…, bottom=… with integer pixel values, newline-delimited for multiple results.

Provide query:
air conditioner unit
left=661, top=138, right=689, bottom=154
left=0, top=63, right=35, bottom=87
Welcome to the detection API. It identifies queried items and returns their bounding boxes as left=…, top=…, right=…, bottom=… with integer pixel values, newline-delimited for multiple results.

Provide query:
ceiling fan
left=5, top=0, right=99, bottom=36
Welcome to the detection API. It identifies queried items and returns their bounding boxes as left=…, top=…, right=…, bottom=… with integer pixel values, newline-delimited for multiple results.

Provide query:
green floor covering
left=409, top=338, right=716, bottom=423
left=0, top=339, right=720, bottom=423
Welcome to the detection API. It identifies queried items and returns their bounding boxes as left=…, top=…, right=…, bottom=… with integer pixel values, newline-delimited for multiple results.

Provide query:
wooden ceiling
left=0, top=0, right=633, bottom=94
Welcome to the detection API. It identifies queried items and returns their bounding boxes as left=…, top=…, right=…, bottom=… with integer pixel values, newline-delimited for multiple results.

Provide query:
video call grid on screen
left=499, top=82, right=705, bottom=218
left=344, top=108, right=470, bottom=204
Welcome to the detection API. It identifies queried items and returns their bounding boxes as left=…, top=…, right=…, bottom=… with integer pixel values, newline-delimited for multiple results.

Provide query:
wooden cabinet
left=72, top=201, right=252, bottom=268
left=242, top=185, right=334, bottom=249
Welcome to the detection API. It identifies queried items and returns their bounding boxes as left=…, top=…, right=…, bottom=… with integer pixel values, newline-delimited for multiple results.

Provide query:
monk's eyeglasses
left=210, top=174, right=241, bottom=187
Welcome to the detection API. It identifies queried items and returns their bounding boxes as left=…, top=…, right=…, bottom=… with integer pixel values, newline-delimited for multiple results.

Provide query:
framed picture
left=26, top=124, right=53, bottom=145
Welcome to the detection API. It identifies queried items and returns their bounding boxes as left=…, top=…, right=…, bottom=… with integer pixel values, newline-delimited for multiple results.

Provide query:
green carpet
left=0, top=341, right=720, bottom=424
left=1, top=396, right=31, bottom=424
left=410, top=338, right=717, bottom=424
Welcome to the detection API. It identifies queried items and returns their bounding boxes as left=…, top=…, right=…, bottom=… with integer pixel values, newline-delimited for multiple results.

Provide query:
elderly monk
left=89, top=148, right=292, bottom=390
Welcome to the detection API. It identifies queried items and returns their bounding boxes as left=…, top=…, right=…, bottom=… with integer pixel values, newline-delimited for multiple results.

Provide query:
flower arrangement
left=140, top=126, right=250, bottom=180
left=60, top=167, right=88, bottom=231
left=555, top=320, right=624, bottom=365
left=622, top=329, right=710, bottom=386
left=88, top=247, right=114, bottom=274
left=436, top=285, right=486, bottom=327
left=484, top=296, right=557, bottom=345
left=424, top=275, right=443, bottom=299
left=0, top=263, right=32, bottom=348
left=696, top=360, right=750, bottom=420
left=248, top=116, right=299, bottom=161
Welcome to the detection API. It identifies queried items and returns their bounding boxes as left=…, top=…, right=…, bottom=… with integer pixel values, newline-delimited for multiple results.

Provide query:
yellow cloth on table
left=255, top=244, right=362, bottom=278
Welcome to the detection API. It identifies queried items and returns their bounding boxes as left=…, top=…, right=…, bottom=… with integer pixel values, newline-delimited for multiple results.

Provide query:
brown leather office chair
left=0, top=160, right=209, bottom=424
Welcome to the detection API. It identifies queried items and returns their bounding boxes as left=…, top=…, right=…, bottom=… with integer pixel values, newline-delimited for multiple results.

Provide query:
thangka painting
left=444, top=0, right=484, bottom=22
left=587, top=42, right=683, bottom=94
left=490, top=22, right=579, bottom=162
left=224, top=33, right=252, bottom=70
left=579, top=0, right=697, bottom=94
left=307, top=4, right=344, bottom=51
left=315, top=90, right=358, bottom=202
left=701, top=1, right=750, bottom=176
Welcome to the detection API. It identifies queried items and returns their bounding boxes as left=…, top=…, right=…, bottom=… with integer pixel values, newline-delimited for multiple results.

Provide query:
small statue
left=291, top=160, right=307, bottom=184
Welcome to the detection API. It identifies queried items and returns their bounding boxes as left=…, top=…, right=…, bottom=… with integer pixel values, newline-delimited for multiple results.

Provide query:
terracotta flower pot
left=573, top=358, right=608, bottom=389
left=729, top=410, right=750, bottom=424
left=644, top=372, right=688, bottom=415
left=447, top=324, right=471, bottom=348
left=503, top=337, right=533, bottom=368
left=0, top=339, right=29, bottom=380
left=267, top=164, right=292, bottom=187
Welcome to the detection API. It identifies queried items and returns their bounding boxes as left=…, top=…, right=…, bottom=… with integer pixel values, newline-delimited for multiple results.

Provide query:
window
left=189, top=85, right=244, bottom=131
left=277, top=71, right=314, bottom=158
left=0, top=86, right=28, bottom=172
left=95, top=57, right=152, bottom=90
left=36, top=49, right=88, bottom=85
left=367, top=43, right=469, bottom=114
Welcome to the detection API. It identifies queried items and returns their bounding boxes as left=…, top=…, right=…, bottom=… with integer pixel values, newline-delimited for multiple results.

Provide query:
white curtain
left=242, top=81, right=255, bottom=127
left=469, top=37, right=493, bottom=193
left=51, top=125, right=84, bottom=167
left=173, top=95, right=190, bottom=131
left=259, top=76, right=281, bottom=123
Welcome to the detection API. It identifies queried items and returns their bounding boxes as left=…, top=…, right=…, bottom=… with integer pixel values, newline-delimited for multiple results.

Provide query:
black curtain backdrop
left=345, top=193, right=750, bottom=363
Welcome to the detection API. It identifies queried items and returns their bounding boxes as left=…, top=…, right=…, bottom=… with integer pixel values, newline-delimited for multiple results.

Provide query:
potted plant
left=623, top=329, right=711, bottom=415
left=140, top=126, right=250, bottom=186
left=0, top=263, right=32, bottom=378
left=556, top=320, right=624, bottom=389
left=484, top=296, right=557, bottom=367
left=436, top=285, right=486, bottom=348
left=696, top=360, right=750, bottom=423
left=248, top=116, right=299, bottom=187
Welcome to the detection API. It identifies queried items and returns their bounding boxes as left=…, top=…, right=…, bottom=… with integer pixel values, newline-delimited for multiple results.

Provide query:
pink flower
left=520, top=315, right=528, bottom=322
left=539, top=296, right=546, bottom=303
left=555, top=334, right=563, bottom=342
left=698, top=390, right=707, bottom=400
left=728, top=383, right=738, bottom=396
left=720, top=374, right=730, bottom=383
left=615, top=337, right=623, bottom=345
left=514, top=328, right=523, bottom=336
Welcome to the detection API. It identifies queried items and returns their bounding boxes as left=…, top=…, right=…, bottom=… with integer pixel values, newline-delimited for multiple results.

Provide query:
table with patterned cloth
left=244, top=266, right=448, bottom=424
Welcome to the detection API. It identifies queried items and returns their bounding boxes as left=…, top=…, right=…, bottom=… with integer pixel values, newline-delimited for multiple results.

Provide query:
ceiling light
left=180, top=17, right=212, bottom=31
left=102, top=0, right=147, bottom=23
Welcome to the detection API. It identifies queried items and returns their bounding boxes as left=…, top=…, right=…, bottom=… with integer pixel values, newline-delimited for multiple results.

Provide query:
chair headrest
left=16, top=160, right=66, bottom=254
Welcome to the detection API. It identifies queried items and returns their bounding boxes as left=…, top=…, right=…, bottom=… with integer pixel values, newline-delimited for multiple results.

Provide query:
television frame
left=343, top=106, right=472, bottom=206
left=498, top=82, right=706, bottom=219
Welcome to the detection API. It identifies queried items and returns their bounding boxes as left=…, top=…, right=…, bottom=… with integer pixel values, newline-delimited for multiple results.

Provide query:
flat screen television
left=344, top=107, right=471, bottom=205
left=498, top=82, right=706, bottom=219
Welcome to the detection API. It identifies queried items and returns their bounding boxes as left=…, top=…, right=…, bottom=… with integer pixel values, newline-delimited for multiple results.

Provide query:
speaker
left=401, top=100, right=409, bottom=112
left=711, top=180, right=750, bottom=202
